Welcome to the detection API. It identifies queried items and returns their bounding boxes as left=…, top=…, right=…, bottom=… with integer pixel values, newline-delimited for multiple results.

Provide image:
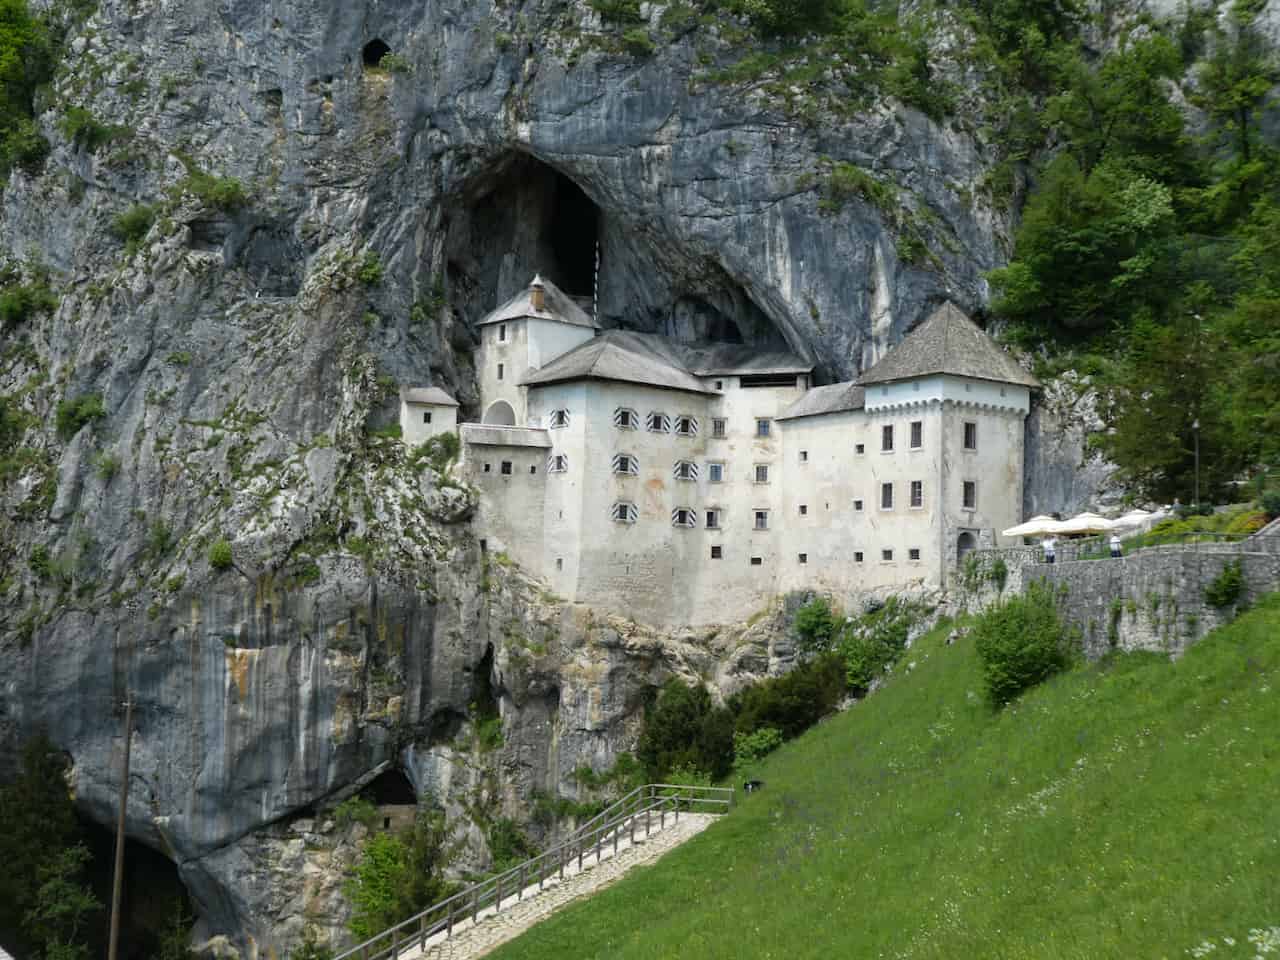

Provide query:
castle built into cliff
left=402, top=277, right=1039, bottom=627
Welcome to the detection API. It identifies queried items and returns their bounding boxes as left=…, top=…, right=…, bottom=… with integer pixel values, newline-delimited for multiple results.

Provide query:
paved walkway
left=396, top=813, right=717, bottom=960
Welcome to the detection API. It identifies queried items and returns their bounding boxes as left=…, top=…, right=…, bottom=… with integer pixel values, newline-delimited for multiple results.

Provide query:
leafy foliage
left=345, top=810, right=457, bottom=941
left=0, top=268, right=58, bottom=330
left=54, top=392, right=105, bottom=440
left=207, top=537, right=233, bottom=571
left=793, top=596, right=838, bottom=657
left=0, top=0, right=55, bottom=178
left=972, top=581, right=1072, bottom=706
left=1204, top=559, right=1244, bottom=609
left=110, top=203, right=155, bottom=254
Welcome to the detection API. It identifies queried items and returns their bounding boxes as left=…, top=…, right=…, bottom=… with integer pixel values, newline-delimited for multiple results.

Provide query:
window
left=705, top=509, right=720, bottom=529
left=853, top=499, right=864, bottom=512
left=963, top=421, right=977, bottom=450
left=799, top=450, right=809, bottom=463
left=882, top=424, right=894, bottom=451
left=962, top=481, right=977, bottom=509
left=799, top=504, right=808, bottom=516
left=707, top=462, right=724, bottom=483
left=854, top=551, right=864, bottom=562
left=910, top=480, right=923, bottom=508
left=910, top=421, right=922, bottom=449
left=497, top=363, right=504, bottom=381
left=674, top=415, right=698, bottom=437
left=909, top=548, right=921, bottom=561
left=711, top=545, right=723, bottom=559
left=712, top=418, right=726, bottom=438
left=547, top=454, right=568, bottom=473
left=750, top=556, right=763, bottom=566
left=798, top=553, right=808, bottom=564
left=673, top=460, right=698, bottom=481
left=500, top=461, right=512, bottom=475
left=855, top=443, right=865, bottom=455
left=556, top=558, right=563, bottom=571
left=479, top=539, right=487, bottom=552
left=756, top=419, right=772, bottom=438
left=530, top=465, right=537, bottom=474
left=881, top=482, right=893, bottom=510
left=754, top=510, right=769, bottom=530
left=498, top=323, right=507, bottom=342
left=483, top=463, right=491, bottom=473
left=611, top=502, right=638, bottom=523
left=882, top=549, right=894, bottom=562
left=672, top=507, right=697, bottom=528
left=423, top=411, right=432, bottom=424
left=614, top=407, right=637, bottom=429
left=715, top=380, right=724, bottom=390
left=754, top=464, right=770, bottom=484
left=612, top=453, right=639, bottom=475
left=549, top=409, right=569, bottom=428
left=646, top=411, right=671, bottom=433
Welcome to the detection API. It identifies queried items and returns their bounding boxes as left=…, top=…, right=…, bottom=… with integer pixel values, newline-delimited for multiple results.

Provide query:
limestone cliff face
left=0, top=0, right=1118, bottom=953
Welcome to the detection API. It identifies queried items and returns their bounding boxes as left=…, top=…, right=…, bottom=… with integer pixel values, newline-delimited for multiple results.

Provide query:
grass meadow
left=488, top=594, right=1280, bottom=960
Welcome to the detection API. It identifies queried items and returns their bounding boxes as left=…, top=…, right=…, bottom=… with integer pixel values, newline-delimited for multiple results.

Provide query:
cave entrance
left=366, top=769, right=418, bottom=832
left=362, top=38, right=391, bottom=68
left=80, top=817, right=193, bottom=960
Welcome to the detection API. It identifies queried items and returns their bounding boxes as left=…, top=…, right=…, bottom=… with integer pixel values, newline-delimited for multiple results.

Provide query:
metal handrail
left=333, top=784, right=733, bottom=960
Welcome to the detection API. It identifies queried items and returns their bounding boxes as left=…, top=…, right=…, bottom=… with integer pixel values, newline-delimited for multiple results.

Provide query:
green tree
left=973, top=582, right=1071, bottom=707
left=345, top=810, right=457, bottom=942
left=0, top=0, right=54, bottom=176
left=23, top=845, right=100, bottom=960
left=1192, top=18, right=1278, bottom=166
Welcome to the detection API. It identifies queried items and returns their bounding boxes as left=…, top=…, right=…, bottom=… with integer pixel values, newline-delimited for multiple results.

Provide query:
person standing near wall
left=1043, top=536, right=1056, bottom=564
left=1110, top=533, right=1122, bottom=559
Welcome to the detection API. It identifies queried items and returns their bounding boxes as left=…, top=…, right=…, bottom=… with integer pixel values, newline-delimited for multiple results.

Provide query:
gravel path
left=395, top=813, right=718, bottom=960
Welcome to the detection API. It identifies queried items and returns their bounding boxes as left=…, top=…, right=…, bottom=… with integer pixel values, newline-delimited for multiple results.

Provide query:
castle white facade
left=408, top=277, right=1039, bottom=627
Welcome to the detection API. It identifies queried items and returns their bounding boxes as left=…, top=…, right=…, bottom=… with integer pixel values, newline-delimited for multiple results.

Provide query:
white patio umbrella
left=1002, top=515, right=1064, bottom=538
left=1055, top=512, right=1116, bottom=535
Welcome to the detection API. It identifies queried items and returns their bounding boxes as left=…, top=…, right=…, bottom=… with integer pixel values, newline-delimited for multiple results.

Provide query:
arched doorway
left=957, top=531, right=977, bottom=562
left=483, top=400, right=515, bottom=425
left=362, top=38, right=391, bottom=67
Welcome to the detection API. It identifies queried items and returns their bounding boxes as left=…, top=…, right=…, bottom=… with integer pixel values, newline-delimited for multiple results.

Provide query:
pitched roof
left=858, top=302, right=1040, bottom=388
left=519, top=331, right=712, bottom=395
left=400, top=386, right=458, bottom=406
left=476, top=276, right=600, bottom=329
left=777, top=381, right=866, bottom=420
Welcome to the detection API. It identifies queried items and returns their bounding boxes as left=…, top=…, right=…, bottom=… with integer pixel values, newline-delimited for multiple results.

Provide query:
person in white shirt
left=1043, top=536, right=1056, bottom=564
left=1110, top=533, right=1122, bottom=559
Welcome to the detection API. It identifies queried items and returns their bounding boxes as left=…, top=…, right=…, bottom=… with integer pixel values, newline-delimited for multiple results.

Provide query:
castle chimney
left=530, top=275, right=545, bottom=312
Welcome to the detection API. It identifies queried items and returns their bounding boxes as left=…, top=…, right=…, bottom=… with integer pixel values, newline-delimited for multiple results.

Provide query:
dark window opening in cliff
left=80, top=817, right=193, bottom=960
left=367, top=769, right=417, bottom=806
left=362, top=39, right=391, bottom=68
left=549, top=174, right=599, bottom=298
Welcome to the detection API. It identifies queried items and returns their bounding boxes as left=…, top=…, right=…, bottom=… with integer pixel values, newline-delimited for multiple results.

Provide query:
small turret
left=530, top=274, right=546, bottom=312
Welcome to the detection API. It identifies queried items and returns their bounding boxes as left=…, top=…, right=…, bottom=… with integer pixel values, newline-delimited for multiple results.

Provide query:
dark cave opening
left=362, top=38, right=391, bottom=67
left=80, top=817, right=193, bottom=960
left=471, top=643, right=500, bottom=722
left=366, top=768, right=417, bottom=806
left=548, top=174, right=599, bottom=298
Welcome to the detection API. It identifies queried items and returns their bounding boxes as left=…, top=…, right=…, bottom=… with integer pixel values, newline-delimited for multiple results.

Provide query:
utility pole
left=107, top=697, right=133, bottom=960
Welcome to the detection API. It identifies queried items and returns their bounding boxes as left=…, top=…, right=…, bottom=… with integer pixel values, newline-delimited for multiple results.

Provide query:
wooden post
left=107, top=698, right=133, bottom=960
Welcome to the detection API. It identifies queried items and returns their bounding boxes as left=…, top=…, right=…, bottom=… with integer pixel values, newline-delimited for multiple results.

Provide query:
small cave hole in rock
left=80, top=816, right=194, bottom=960
left=362, top=38, right=391, bottom=67
left=471, top=643, right=500, bottom=721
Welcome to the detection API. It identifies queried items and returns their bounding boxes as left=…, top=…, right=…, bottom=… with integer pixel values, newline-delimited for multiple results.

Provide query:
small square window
left=910, top=480, right=923, bottom=508
left=799, top=450, right=809, bottom=463
left=798, top=553, right=808, bottom=564
left=715, top=380, right=724, bottom=390
left=882, top=549, right=894, bottom=562
left=799, top=504, right=808, bottom=516
left=423, top=411, right=432, bottom=424
left=549, top=409, right=570, bottom=428
left=647, top=411, right=671, bottom=433
left=614, top=408, right=637, bottom=430
left=497, top=363, right=504, bottom=381
left=556, top=557, right=564, bottom=571
left=756, top=419, right=771, bottom=438
left=712, top=418, right=726, bottom=438
left=750, top=556, right=763, bottom=566
left=483, top=463, right=491, bottom=473
left=705, top=509, right=720, bottom=529
left=711, top=545, right=723, bottom=559
left=881, top=482, right=893, bottom=510
left=963, top=480, right=977, bottom=510
left=754, top=510, right=769, bottom=530
left=882, top=425, right=894, bottom=452
left=963, top=421, right=977, bottom=451
left=855, top=443, right=865, bottom=455
left=853, top=499, right=864, bottom=512
left=755, top=464, right=770, bottom=484
left=910, top=420, right=922, bottom=449
left=675, top=415, right=698, bottom=437
left=672, top=508, right=696, bottom=528
left=530, top=465, right=537, bottom=474
left=500, top=461, right=512, bottom=475
left=909, top=548, right=921, bottom=561
left=854, top=551, right=864, bottom=563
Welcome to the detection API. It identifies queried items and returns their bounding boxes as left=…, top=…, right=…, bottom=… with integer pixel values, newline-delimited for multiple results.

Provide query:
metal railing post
left=519, top=862, right=525, bottom=899
left=472, top=886, right=479, bottom=926
left=447, top=905, right=454, bottom=939
left=496, top=876, right=503, bottom=912
left=390, top=925, right=399, bottom=959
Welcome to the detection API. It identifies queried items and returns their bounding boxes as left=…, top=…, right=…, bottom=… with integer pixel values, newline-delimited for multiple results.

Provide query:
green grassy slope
left=491, top=596, right=1280, bottom=960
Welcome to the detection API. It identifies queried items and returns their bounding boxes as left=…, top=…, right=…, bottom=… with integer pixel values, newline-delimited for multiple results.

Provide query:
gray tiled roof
left=777, top=381, right=866, bottom=420
left=400, top=386, right=458, bottom=406
left=858, top=302, right=1040, bottom=388
left=520, top=331, right=712, bottom=395
left=476, top=276, right=600, bottom=329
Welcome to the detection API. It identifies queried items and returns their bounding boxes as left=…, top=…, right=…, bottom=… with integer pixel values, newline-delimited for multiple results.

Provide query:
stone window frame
left=500, top=461, right=513, bottom=475
left=910, top=420, right=923, bottom=449
left=711, top=418, right=727, bottom=438
left=611, top=453, right=639, bottom=476
left=854, top=550, right=864, bottom=562
left=671, top=507, right=698, bottom=528
left=498, top=323, right=507, bottom=342
left=909, top=547, right=922, bottom=562
left=707, top=461, right=725, bottom=483
left=754, top=463, right=770, bottom=484
left=674, top=415, right=699, bottom=437
left=750, top=556, right=763, bottom=566
left=963, top=421, right=978, bottom=451
left=855, top=443, right=865, bottom=455
left=881, top=424, right=894, bottom=452
left=611, top=501, right=638, bottom=524
left=853, top=498, right=864, bottom=512
left=547, top=454, right=568, bottom=474
left=962, top=480, right=978, bottom=510
left=909, top=480, right=924, bottom=509
left=799, top=449, right=809, bottom=463
left=880, top=482, right=894, bottom=510
left=614, top=407, right=638, bottom=430
left=646, top=411, right=672, bottom=433
left=423, top=411, right=433, bottom=424
left=548, top=408, right=570, bottom=429
left=673, top=460, right=699, bottom=481
left=799, top=504, right=808, bottom=516
left=755, top=418, right=772, bottom=438
left=798, top=553, right=808, bottom=564
left=710, top=545, right=723, bottom=559
left=753, top=509, right=769, bottom=531
left=497, top=362, right=504, bottom=381
left=705, top=508, right=721, bottom=529
left=881, top=548, right=895, bottom=563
